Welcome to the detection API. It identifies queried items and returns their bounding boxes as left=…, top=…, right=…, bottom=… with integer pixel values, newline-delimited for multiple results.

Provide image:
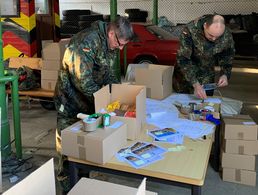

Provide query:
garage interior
left=1, top=0, right=258, bottom=195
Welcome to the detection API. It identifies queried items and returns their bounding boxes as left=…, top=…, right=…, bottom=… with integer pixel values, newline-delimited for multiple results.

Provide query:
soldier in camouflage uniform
left=54, top=16, right=134, bottom=192
left=173, top=14, right=235, bottom=99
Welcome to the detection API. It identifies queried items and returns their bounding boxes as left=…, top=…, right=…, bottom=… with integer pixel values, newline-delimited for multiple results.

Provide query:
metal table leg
left=192, top=185, right=202, bottom=195
left=69, top=161, right=79, bottom=187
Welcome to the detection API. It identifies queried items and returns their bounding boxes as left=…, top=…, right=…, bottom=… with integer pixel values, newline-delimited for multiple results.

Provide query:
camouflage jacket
left=54, top=21, right=119, bottom=118
left=173, top=15, right=235, bottom=93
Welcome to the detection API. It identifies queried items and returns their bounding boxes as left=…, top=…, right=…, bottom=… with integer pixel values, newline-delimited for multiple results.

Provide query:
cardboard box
left=221, top=152, right=256, bottom=171
left=9, top=57, right=42, bottom=70
left=222, top=168, right=256, bottom=186
left=42, top=60, right=62, bottom=70
left=42, top=40, right=53, bottom=49
left=41, top=79, right=57, bottom=91
left=42, top=43, right=60, bottom=60
left=222, top=139, right=258, bottom=155
left=135, top=64, right=173, bottom=99
left=68, top=178, right=157, bottom=195
left=59, top=38, right=71, bottom=58
left=42, top=38, right=70, bottom=60
left=41, top=70, right=59, bottom=80
left=94, top=84, right=146, bottom=140
left=61, top=120, right=127, bottom=164
left=222, top=115, right=258, bottom=140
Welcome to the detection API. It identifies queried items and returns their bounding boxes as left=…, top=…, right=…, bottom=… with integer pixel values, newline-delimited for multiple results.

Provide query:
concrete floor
left=2, top=59, right=258, bottom=195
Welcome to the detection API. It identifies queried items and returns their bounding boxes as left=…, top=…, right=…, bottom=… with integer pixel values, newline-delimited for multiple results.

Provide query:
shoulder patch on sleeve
left=83, top=48, right=91, bottom=52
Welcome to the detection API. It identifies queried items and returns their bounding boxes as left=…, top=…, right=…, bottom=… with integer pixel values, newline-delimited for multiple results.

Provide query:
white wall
left=59, top=0, right=258, bottom=24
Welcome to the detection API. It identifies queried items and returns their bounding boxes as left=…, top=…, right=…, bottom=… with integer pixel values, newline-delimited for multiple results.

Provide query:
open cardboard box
left=135, top=64, right=173, bottom=100
left=3, top=159, right=56, bottom=195
left=94, top=84, right=146, bottom=140
left=68, top=177, right=157, bottom=195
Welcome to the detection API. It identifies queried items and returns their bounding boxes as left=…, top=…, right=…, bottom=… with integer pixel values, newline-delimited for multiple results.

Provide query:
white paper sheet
left=146, top=111, right=214, bottom=139
left=161, top=93, right=222, bottom=105
left=146, top=98, right=179, bottom=116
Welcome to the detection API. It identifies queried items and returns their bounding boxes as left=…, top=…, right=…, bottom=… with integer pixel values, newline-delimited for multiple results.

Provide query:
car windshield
left=146, top=25, right=178, bottom=40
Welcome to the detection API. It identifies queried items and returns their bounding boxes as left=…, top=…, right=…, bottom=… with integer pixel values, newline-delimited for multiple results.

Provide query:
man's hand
left=193, top=82, right=207, bottom=99
left=217, top=75, right=228, bottom=87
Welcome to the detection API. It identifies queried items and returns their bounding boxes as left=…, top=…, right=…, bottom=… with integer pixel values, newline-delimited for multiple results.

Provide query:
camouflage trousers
left=56, top=112, right=79, bottom=193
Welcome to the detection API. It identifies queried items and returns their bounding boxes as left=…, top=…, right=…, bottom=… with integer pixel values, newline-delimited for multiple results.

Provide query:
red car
left=120, top=24, right=179, bottom=72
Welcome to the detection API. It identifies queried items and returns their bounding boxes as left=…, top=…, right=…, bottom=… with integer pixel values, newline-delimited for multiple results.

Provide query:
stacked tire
left=125, top=9, right=148, bottom=23
left=61, top=9, right=104, bottom=36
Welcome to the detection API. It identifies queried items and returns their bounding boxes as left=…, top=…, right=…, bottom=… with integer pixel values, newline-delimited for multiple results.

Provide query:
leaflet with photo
left=148, top=128, right=184, bottom=144
left=123, top=154, right=164, bottom=169
left=116, top=142, right=167, bottom=168
left=131, top=143, right=167, bottom=160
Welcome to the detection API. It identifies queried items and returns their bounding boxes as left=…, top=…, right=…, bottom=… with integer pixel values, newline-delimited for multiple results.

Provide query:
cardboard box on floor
left=41, top=70, right=59, bottom=80
left=222, top=139, right=258, bottom=155
left=222, top=168, right=256, bottom=186
left=61, top=120, right=127, bottom=164
left=94, top=84, right=146, bottom=140
left=221, top=115, right=258, bottom=140
left=3, top=159, right=56, bottom=195
left=135, top=64, right=173, bottom=100
left=68, top=178, right=157, bottom=195
left=221, top=152, right=256, bottom=171
left=41, top=79, right=57, bottom=91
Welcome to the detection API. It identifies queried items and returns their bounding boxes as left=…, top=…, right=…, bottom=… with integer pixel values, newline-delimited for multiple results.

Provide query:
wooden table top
left=69, top=127, right=213, bottom=186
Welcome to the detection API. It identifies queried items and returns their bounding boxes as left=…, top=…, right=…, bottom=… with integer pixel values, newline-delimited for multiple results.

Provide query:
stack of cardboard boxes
left=221, top=115, right=258, bottom=186
left=41, top=39, right=70, bottom=91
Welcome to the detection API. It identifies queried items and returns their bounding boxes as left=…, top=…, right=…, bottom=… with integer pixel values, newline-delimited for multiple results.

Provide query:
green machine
left=0, top=12, right=22, bottom=160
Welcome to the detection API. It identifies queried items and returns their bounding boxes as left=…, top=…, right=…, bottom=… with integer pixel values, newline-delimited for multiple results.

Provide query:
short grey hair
left=108, top=16, right=134, bottom=41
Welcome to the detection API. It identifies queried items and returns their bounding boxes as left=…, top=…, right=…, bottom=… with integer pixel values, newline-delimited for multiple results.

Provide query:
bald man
left=173, top=14, right=235, bottom=99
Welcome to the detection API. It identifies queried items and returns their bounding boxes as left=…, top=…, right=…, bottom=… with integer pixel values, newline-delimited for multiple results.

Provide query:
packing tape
left=146, top=87, right=151, bottom=97
left=238, top=145, right=244, bottom=154
left=235, top=169, right=241, bottom=182
left=237, top=132, right=244, bottom=139
left=77, top=135, right=85, bottom=145
left=82, top=116, right=102, bottom=132
left=78, top=146, right=86, bottom=160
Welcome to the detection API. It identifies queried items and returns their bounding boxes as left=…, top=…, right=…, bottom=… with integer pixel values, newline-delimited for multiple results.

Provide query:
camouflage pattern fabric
left=16, top=66, right=40, bottom=91
left=173, top=15, right=235, bottom=93
left=54, top=20, right=120, bottom=193
left=54, top=20, right=120, bottom=123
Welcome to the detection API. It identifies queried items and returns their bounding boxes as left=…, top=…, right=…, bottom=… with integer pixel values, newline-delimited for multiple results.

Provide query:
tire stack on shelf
left=125, top=9, right=148, bottom=23
left=61, top=9, right=104, bottom=37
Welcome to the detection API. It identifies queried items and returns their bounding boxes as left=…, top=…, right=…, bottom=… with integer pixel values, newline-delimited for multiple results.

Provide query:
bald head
left=203, top=15, right=225, bottom=42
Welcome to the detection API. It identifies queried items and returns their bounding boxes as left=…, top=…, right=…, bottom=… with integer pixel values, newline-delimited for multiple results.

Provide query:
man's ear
left=203, top=22, right=208, bottom=30
left=108, top=30, right=115, bottom=38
